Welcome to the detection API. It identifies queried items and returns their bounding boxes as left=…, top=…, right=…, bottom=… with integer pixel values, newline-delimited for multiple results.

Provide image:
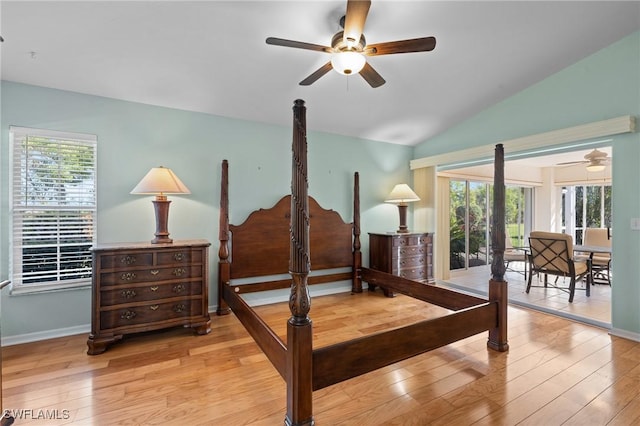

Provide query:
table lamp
left=131, top=166, right=191, bottom=244
left=385, top=183, right=420, bottom=234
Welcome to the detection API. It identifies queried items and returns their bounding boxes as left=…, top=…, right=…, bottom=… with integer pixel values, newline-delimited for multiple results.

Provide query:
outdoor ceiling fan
left=557, top=148, right=611, bottom=172
left=265, top=0, right=436, bottom=88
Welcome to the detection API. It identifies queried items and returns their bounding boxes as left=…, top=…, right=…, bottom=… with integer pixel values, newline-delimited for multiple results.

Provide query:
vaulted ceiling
left=1, top=1, right=639, bottom=146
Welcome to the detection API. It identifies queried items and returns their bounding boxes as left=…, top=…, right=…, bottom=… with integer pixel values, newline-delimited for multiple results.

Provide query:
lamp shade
left=385, top=184, right=420, bottom=204
left=130, top=166, right=191, bottom=195
left=331, top=51, right=366, bottom=75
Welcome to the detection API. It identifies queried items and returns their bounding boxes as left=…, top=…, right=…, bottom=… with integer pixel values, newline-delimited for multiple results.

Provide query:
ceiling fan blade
left=266, top=37, right=332, bottom=53
left=365, top=36, right=436, bottom=56
left=359, top=62, right=385, bottom=88
left=557, top=160, right=588, bottom=166
left=299, top=62, right=333, bottom=86
left=343, top=0, right=371, bottom=46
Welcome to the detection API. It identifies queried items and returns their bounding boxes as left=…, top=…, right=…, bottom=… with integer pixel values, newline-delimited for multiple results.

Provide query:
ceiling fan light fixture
left=331, top=51, right=366, bottom=75
left=586, top=163, right=606, bottom=172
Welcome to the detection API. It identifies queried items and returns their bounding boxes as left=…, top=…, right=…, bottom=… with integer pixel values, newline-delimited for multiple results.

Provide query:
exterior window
left=561, top=184, right=611, bottom=244
left=9, top=126, right=97, bottom=293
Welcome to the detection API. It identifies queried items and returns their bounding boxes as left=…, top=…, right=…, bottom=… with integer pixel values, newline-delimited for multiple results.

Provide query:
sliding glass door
left=450, top=180, right=531, bottom=270
left=450, top=180, right=490, bottom=270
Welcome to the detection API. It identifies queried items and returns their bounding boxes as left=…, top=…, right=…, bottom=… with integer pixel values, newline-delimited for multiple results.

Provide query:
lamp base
left=396, top=204, right=410, bottom=234
left=151, top=198, right=173, bottom=244
left=151, top=236, right=173, bottom=244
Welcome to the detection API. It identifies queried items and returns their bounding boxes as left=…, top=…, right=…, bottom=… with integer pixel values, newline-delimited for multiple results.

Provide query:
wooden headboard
left=229, top=195, right=354, bottom=279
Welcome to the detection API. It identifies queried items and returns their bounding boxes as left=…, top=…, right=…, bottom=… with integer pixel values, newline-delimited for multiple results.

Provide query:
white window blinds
left=10, top=126, right=97, bottom=292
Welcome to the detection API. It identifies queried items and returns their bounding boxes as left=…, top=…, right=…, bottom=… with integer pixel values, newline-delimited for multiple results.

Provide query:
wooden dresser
left=87, top=239, right=211, bottom=355
left=368, top=232, right=434, bottom=296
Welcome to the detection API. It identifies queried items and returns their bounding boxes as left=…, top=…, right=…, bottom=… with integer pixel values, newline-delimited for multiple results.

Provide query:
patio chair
left=579, top=228, right=612, bottom=285
left=504, top=230, right=528, bottom=279
left=527, top=231, right=591, bottom=303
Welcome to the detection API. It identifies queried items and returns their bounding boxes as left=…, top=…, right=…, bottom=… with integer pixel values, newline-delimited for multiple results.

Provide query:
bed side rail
left=223, top=285, right=287, bottom=379
left=229, top=271, right=352, bottom=294
left=361, top=268, right=487, bottom=310
left=312, top=301, right=498, bottom=391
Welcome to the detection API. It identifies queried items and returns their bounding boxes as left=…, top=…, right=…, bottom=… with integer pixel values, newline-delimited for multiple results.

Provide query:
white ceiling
left=1, top=1, right=639, bottom=148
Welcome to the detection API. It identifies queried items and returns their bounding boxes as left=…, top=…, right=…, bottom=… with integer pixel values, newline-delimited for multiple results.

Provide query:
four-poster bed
left=217, top=99, right=508, bottom=425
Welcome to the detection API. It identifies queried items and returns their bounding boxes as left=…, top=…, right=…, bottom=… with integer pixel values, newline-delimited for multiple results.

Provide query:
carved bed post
left=488, top=144, right=509, bottom=351
left=217, top=159, right=231, bottom=316
left=285, top=99, right=314, bottom=426
left=352, top=172, right=362, bottom=293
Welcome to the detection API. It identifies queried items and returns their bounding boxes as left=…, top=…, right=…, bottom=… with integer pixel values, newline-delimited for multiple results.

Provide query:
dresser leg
left=381, top=287, right=396, bottom=298
left=192, top=320, right=211, bottom=335
left=86, top=334, right=121, bottom=355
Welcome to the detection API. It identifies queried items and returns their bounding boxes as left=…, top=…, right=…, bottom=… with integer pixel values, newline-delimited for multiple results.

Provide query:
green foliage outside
left=450, top=181, right=526, bottom=269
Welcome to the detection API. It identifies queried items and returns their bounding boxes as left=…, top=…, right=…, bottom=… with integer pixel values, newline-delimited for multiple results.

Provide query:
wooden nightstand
left=87, top=239, right=211, bottom=355
left=368, top=232, right=434, bottom=296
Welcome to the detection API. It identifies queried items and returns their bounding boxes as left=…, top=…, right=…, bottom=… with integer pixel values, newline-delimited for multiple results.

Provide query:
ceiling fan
left=557, top=148, right=611, bottom=172
left=265, top=0, right=436, bottom=88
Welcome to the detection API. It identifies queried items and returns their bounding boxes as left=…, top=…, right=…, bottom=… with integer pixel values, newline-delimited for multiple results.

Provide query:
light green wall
left=413, top=31, right=640, bottom=336
left=0, top=81, right=413, bottom=338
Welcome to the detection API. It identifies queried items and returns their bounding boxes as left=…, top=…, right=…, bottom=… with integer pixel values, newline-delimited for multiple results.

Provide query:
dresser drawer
left=393, top=255, right=426, bottom=270
left=398, top=268, right=428, bottom=281
left=100, top=298, right=204, bottom=330
left=99, top=252, right=154, bottom=269
left=391, top=235, right=424, bottom=247
left=394, top=245, right=428, bottom=259
left=100, top=281, right=203, bottom=306
left=100, top=265, right=203, bottom=286
left=157, top=249, right=203, bottom=265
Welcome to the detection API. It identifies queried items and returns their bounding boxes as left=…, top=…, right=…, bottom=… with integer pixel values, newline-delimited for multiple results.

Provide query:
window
left=561, top=184, right=611, bottom=244
left=9, top=126, right=97, bottom=293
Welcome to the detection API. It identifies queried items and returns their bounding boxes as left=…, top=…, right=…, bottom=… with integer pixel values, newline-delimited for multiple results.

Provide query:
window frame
left=9, top=126, right=97, bottom=294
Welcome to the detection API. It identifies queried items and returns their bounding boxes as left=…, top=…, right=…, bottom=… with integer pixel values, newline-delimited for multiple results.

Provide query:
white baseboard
left=609, top=328, right=640, bottom=342
left=2, top=324, right=90, bottom=347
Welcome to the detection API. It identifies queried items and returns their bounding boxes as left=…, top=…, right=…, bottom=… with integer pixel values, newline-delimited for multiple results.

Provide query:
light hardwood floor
left=3, top=290, right=638, bottom=425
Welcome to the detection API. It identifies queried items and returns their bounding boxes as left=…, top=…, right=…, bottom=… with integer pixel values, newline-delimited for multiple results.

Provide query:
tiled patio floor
left=439, top=263, right=611, bottom=328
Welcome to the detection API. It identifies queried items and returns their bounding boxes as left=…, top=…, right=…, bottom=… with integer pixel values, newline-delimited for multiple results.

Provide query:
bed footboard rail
left=311, top=301, right=498, bottom=391
left=362, top=268, right=486, bottom=310
left=223, top=285, right=287, bottom=378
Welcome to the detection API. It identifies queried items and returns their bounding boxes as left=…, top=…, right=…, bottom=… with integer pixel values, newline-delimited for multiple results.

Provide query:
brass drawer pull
left=120, top=310, right=137, bottom=320
left=173, top=304, right=186, bottom=313
left=121, top=255, right=136, bottom=265
left=173, top=268, right=187, bottom=277
left=174, top=252, right=185, bottom=262
left=120, top=272, right=136, bottom=281
left=150, top=286, right=159, bottom=292
left=150, top=305, right=159, bottom=311
left=150, top=270, right=160, bottom=275
left=121, top=289, right=137, bottom=299
left=173, top=284, right=186, bottom=293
